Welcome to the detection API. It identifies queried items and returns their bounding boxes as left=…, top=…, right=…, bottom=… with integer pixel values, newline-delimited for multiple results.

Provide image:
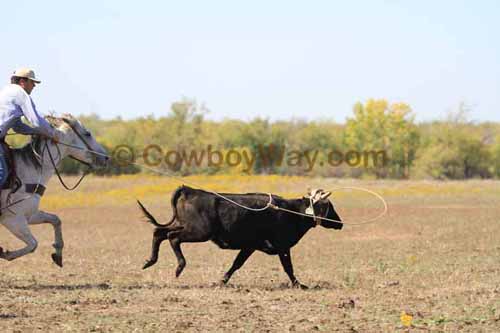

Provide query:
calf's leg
left=169, top=235, right=186, bottom=278
left=167, top=222, right=212, bottom=278
left=222, top=249, right=255, bottom=284
left=278, top=249, right=308, bottom=289
left=143, top=226, right=183, bottom=269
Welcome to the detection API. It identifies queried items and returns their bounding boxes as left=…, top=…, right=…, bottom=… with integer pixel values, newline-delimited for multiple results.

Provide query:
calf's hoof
left=0, top=247, right=3, bottom=257
left=175, top=265, right=185, bottom=278
left=220, top=276, right=230, bottom=286
left=51, top=253, right=63, bottom=267
left=292, top=281, right=309, bottom=290
left=143, top=260, right=155, bottom=270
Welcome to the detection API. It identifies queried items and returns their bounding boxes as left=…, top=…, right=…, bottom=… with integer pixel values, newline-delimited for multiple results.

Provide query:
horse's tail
left=137, top=187, right=183, bottom=228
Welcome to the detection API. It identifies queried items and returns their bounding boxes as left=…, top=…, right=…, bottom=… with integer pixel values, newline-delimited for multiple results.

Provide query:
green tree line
left=9, top=98, right=500, bottom=179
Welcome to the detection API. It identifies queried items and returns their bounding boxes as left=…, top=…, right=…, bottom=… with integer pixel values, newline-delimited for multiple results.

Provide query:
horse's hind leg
left=0, top=216, right=38, bottom=261
left=28, top=211, right=64, bottom=267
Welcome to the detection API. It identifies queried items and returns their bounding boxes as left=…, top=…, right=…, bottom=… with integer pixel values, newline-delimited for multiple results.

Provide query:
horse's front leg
left=29, top=211, right=64, bottom=267
left=0, top=216, right=38, bottom=261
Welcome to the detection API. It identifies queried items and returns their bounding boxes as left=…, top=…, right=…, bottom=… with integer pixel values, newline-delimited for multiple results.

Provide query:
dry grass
left=1, top=175, right=499, bottom=332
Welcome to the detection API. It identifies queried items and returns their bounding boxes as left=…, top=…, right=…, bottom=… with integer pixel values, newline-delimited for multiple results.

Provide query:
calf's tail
left=137, top=186, right=184, bottom=228
left=137, top=200, right=165, bottom=227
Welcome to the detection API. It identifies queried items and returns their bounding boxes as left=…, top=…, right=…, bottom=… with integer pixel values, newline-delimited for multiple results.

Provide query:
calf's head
left=304, top=189, right=343, bottom=230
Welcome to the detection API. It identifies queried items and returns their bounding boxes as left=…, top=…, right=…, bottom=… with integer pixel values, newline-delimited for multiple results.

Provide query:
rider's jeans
left=0, top=143, right=8, bottom=188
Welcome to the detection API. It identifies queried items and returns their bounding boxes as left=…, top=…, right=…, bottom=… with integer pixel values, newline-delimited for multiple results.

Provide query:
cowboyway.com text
left=112, top=144, right=388, bottom=172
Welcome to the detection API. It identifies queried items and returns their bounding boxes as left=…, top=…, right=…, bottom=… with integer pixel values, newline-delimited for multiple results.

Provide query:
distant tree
left=345, top=99, right=419, bottom=178
left=493, top=142, right=500, bottom=178
left=413, top=103, right=492, bottom=179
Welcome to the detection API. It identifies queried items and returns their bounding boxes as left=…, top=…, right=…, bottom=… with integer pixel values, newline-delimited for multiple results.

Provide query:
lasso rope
left=31, top=141, right=389, bottom=226
left=269, top=186, right=388, bottom=226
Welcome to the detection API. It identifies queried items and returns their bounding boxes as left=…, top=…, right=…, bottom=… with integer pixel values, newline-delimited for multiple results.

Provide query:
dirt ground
left=1, top=176, right=499, bottom=332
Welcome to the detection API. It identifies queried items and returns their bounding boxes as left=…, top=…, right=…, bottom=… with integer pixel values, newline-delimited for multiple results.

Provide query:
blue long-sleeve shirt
left=0, top=84, right=55, bottom=139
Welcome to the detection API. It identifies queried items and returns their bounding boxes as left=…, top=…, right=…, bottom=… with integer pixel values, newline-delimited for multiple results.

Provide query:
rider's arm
left=16, top=91, right=56, bottom=138
left=11, top=117, right=37, bottom=135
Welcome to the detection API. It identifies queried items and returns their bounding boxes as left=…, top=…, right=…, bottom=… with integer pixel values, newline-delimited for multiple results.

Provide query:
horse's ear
left=61, top=113, right=75, bottom=124
left=62, top=117, right=76, bottom=127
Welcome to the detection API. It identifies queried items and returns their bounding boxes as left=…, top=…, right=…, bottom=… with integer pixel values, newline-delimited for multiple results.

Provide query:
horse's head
left=47, top=114, right=109, bottom=169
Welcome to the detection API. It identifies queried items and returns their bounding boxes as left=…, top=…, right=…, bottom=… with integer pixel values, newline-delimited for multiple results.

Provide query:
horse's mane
left=12, top=115, right=75, bottom=169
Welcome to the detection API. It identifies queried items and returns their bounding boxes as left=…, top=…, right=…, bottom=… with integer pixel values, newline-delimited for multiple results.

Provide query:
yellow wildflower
left=400, top=311, right=413, bottom=327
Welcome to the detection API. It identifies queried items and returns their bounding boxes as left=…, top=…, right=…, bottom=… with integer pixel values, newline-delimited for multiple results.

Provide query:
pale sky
left=1, top=0, right=499, bottom=123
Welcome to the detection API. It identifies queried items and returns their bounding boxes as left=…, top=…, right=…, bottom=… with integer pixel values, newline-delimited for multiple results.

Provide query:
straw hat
left=12, top=68, right=41, bottom=83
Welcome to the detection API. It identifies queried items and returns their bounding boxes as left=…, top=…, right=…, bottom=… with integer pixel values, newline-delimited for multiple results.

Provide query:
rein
left=45, top=119, right=99, bottom=191
left=46, top=140, right=90, bottom=191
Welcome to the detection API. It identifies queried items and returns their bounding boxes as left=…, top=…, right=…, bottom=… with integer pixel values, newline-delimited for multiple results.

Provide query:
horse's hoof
left=51, top=253, right=63, bottom=267
left=0, top=247, right=3, bottom=257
